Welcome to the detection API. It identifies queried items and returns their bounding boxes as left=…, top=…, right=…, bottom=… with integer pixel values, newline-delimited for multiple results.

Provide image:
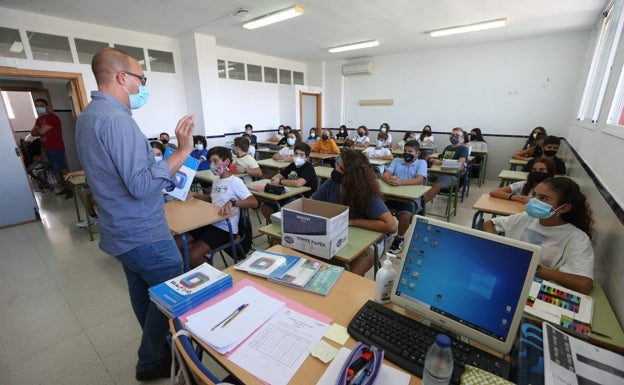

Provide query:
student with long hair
left=419, top=125, right=434, bottom=145
left=312, top=149, right=396, bottom=275
left=353, top=125, right=371, bottom=148
left=273, top=130, right=301, bottom=161
left=522, top=126, right=547, bottom=150
left=489, top=157, right=555, bottom=203
left=484, top=177, right=595, bottom=294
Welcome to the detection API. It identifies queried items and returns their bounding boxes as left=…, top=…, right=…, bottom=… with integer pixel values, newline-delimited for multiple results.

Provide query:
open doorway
left=299, top=91, right=322, bottom=134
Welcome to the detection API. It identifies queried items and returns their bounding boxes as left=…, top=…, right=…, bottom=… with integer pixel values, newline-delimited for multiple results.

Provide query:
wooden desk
left=427, top=164, right=461, bottom=221
left=509, top=158, right=528, bottom=171
left=585, top=282, right=624, bottom=352
left=175, top=245, right=420, bottom=385
left=314, top=165, right=332, bottom=182
left=471, top=194, right=525, bottom=228
left=256, top=148, right=278, bottom=159
left=378, top=180, right=431, bottom=216
left=498, top=170, right=528, bottom=187
left=309, top=151, right=338, bottom=160
left=164, top=199, right=236, bottom=271
left=245, top=179, right=311, bottom=203
left=257, top=158, right=291, bottom=170
left=67, top=174, right=97, bottom=241
left=470, top=149, right=488, bottom=187
left=368, top=158, right=392, bottom=166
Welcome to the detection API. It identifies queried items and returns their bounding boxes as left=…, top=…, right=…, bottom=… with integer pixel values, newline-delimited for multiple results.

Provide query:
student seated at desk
left=241, top=133, right=256, bottom=159
left=150, top=140, right=165, bottom=161
left=394, top=131, right=416, bottom=150
left=269, top=125, right=285, bottom=143
left=523, top=135, right=566, bottom=175
left=489, top=157, right=555, bottom=203
left=513, top=133, right=546, bottom=160
left=362, top=132, right=393, bottom=174
left=306, top=127, right=319, bottom=145
left=381, top=140, right=428, bottom=254
left=273, top=130, right=301, bottom=161
left=178, top=146, right=258, bottom=268
left=424, top=127, right=469, bottom=202
left=522, top=126, right=547, bottom=150
left=419, top=124, right=434, bottom=146
left=190, top=135, right=209, bottom=171
left=310, top=128, right=340, bottom=154
left=468, top=128, right=488, bottom=151
left=483, top=177, right=594, bottom=294
left=312, top=149, right=397, bottom=276
left=336, top=124, right=349, bottom=140
left=261, top=142, right=318, bottom=223
left=276, top=125, right=293, bottom=147
left=378, top=122, right=393, bottom=147
left=353, top=125, right=371, bottom=148
left=231, top=137, right=262, bottom=180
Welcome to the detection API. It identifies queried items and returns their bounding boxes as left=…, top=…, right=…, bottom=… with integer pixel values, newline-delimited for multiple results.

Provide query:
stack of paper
left=149, top=263, right=233, bottom=317
left=184, top=286, right=286, bottom=354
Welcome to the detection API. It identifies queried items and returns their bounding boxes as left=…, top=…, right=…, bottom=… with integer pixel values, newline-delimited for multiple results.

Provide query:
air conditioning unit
left=342, top=61, right=374, bottom=76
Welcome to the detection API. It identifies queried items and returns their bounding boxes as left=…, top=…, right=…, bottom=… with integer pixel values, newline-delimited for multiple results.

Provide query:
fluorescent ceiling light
left=9, top=41, right=23, bottom=53
left=328, top=39, right=380, bottom=53
left=243, top=5, right=304, bottom=30
left=429, top=18, right=507, bottom=37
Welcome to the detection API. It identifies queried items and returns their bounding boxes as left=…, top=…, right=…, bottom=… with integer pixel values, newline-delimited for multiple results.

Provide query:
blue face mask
left=376, top=140, right=383, bottom=147
left=286, top=138, right=296, bottom=146
left=525, top=198, right=559, bottom=219
left=128, top=85, right=149, bottom=109
left=36, top=107, right=47, bottom=115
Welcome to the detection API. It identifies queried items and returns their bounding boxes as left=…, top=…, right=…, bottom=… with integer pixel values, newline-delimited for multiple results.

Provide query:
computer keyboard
left=347, top=300, right=511, bottom=384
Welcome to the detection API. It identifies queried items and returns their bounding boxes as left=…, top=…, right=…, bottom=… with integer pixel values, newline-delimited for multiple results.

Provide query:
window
left=114, top=44, right=146, bottom=70
left=279, top=69, right=291, bottom=85
left=0, top=27, right=26, bottom=59
left=147, top=49, right=175, bottom=73
left=228, top=61, right=245, bottom=80
left=28, top=31, right=72, bottom=62
left=293, top=71, right=304, bottom=85
left=217, top=60, right=226, bottom=78
left=75, top=38, right=109, bottom=64
left=577, top=1, right=624, bottom=122
left=264, top=67, right=277, bottom=83
left=247, top=64, right=262, bottom=82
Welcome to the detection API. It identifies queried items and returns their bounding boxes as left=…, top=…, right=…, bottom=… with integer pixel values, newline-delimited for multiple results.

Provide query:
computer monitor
left=390, top=215, right=540, bottom=354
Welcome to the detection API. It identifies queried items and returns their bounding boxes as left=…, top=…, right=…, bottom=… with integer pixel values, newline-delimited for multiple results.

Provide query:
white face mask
left=195, top=144, right=203, bottom=151
left=154, top=156, right=162, bottom=162
left=294, top=157, right=306, bottom=167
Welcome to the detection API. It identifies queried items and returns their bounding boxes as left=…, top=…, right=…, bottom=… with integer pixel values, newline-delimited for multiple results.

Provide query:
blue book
left=162, top=147, right=200, bottom=201
left=234, top=250, right=302, bottom=279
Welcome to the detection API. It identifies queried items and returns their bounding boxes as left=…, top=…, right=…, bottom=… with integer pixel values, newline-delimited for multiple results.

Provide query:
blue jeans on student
left=115, top=239, right=183, bottom=371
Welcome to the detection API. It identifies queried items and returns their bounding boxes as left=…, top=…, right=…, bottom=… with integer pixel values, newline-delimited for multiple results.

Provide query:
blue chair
left=170, top=318, right=223, bottom=385
left=206, top=208, right=251, bottom=267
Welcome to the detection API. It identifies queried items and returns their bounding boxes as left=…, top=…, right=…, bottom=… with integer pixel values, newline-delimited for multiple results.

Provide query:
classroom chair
left=205, top=208, right=251, bottom=267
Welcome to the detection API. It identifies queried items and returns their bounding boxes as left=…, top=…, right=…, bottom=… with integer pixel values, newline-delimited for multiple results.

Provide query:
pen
left=211, top=303, right=249, bottom=331
left=346, top=351, right=373, bottom=379
left=351, top=360, right=375, bottom=385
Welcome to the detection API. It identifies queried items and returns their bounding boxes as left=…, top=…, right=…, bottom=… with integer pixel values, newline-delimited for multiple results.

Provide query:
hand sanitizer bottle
left=374, top=253, right=397, bottom=303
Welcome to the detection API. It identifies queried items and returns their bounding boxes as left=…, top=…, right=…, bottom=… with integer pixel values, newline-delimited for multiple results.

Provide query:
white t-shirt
left=509, top=181, right=527, bottom=196
left=354, top=135, right=370, bottom=145
left=277, top=146, right=294, bottom=158
left=362, top=147, right=391, bottom=158
left=491, top=212, right=594, bottom=279
left=210, top=175, right=252, bottom=233
left=420, top=135, right=435, bottom=145
left=233, top=154, right=259, bottom=183
left=471, top=141, right=488, bottom=151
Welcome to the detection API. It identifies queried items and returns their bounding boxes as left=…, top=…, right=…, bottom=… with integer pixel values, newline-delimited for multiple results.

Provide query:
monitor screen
left=390, top=215, right=540, bottom=354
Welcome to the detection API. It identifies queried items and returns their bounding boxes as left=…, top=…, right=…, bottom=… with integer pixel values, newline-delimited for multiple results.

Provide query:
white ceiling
left=0, top=0, right=607, bottom=62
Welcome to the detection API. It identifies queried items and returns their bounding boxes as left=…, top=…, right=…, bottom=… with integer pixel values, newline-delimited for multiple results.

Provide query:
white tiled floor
left=0, top=178, right=499, bottom=384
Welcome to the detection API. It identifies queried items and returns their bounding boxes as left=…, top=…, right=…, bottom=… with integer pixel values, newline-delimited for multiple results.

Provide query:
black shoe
left=389, top=236, right=405, bottom=254
left=135, top=351, right=172, bottom=382
left=64, top=191, right=73, bottom=199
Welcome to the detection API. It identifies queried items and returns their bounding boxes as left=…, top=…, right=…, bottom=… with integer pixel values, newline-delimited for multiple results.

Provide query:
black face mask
left=450, top=135, right=461, bottom=145
left=358, top=131, right=364, bottom=137
left=322, top=134, right=329, bottom=140
left=423, top=131, right=431, bottom=136
left=528, top=171, right=549, bottom=184
left=330, top=169, right=343, bottom=184
left=543, top=150, right=557, bottom=157
left=161, top=139, right=169, bottom=144
left=403, top=153, right=415, bottom=162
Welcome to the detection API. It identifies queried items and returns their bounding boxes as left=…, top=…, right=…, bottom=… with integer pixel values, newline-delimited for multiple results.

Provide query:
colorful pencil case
left=335, top=342, right=383, bottom=385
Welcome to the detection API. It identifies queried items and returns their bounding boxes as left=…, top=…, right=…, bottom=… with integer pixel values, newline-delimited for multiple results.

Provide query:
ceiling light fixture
left=328, top=39, right=380, bottom=53
left=242, top=5, right=304, bottom=30
left=9, top=41, right=23, bottom=53
left=429, top=18, right=507, bottom=37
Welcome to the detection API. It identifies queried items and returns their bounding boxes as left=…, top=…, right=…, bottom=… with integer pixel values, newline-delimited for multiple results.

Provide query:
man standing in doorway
left=76, top=47, right=195, bottom=381
left=30, top=98, right=72, bottom=198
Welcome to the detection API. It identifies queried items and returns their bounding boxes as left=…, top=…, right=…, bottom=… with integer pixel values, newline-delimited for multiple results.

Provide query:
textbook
left=235, top=250, right=302, bottom=279
left=271, top=263, right=345, bottom=296
left=162, top=147, right=200, bottom=201
left=149, top=262, right=233, bottom=317
left=524, top=278, right=594, bottom=327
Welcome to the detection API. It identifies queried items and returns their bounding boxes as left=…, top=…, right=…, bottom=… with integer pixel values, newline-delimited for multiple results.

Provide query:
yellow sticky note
left=310, top=340, right=339, bottom=364
left=324, top=323, right=350, bottom=345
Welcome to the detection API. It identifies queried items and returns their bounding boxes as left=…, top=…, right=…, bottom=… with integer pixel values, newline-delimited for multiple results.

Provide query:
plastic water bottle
left=374, top=253, right=397, bottom=303
left=422, top=334, right=454, bottom=385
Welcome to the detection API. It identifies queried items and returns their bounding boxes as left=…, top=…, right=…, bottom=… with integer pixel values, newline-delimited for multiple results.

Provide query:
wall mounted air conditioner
left=342, top=61, right=374, bottom=76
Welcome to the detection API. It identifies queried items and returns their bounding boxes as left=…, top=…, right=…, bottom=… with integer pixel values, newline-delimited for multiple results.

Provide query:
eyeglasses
left=124, top=71, right=147, bottom=86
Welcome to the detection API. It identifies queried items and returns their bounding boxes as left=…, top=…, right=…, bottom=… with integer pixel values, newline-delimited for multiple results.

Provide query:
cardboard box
left=281, top=198, right=349, bottom=259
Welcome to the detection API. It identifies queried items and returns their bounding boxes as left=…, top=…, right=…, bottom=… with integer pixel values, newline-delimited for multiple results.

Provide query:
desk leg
left=72, top=183, right=81, bottom=222
left=373, top=242, right=379, bottom=278
left=225, top=218, right=237, bottom=261
left=472, top=210, right=483, bottom=229
left=79, top=185, right=95, bottom=242
left=181, top=233, right=190, bottom=272
left=479, top=154, right=487, bottom=187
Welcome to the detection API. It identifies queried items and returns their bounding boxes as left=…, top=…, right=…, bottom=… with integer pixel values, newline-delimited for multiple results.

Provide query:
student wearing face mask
left=424, top=127, right=469, bottom=202
left=243, top=123, right=257, bottom=147
left=270, top=125, right=285, bottom=143
left=522, top=126, right=547, bottom=150
left=261, top=142, right=318, bottom=223
left=312, top=149, right=396, bottom=276
left=306, top=127, right=320, bottom=144
left=310, top=128, right=340, bottom=154
left=353, top=125, right=371, bottom=148
left=362, top=132, right=393, bottom=175
left=378, top=122, right=393, bottom=147
left=394, top=131, right=416, bottom=150
left=381, top=140, right=428, bottom=254
left=513, top=133, right=546, bottom=160
left=484, top=177, right=595, bottom=294
left=419, top=125, right=435, bottom=145
left=150, top=141, right=165, bottom=161
left=336, top=124, right=349, bottom=140
left=489, top=157, right=555, bottom=203
left=189, top=135, right=209, bottom=170
left=231, top=136, right=262, bottom=181
left=159, top=132, right=177, bottom=150
left=273, top=131, right=301, bottom=161
left=523, top=135, right=566, bottom=175
left=180, top=146, right=258, bottom=269
left=76, top=48, right=196, bottom=381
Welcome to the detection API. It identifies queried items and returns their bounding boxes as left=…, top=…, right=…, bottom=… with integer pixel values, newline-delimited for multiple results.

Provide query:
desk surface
left=245, top=179, right=311, bottom=201
left=509, top=158, right=529, bottom=166
left=195, top=245, right=420, bottom=385
left=368, top=158, right=392, bottom=165
left=257, top=224, right=384, bottom=264
left=309, top=151, right=339, bottom=160
left=498, top=170, right=528, bottom=181
left=257, top=158, right=291, bottom=169
left=472, top=194, right=525, bottom=216
left=164, top=199, right=235, bottom=234
left=67, top=174, right=87, bottom=186
left=428, top=164, right=461, bottom=175
left=378, top=180, right=430, bottom=200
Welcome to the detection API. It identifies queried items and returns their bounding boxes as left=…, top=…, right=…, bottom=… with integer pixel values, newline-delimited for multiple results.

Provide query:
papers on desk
left=542, top=322, right=624, bottom=385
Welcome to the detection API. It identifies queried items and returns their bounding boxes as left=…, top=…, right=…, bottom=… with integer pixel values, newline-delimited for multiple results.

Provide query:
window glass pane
left=217, top=59, right=226, bottom=78
left=279, top=69, right=291, bottom=85
left=264, top=67, right=277, bottom=83
left=228, top=61, right=245, bottom=80
left=114, top=44, right=146, bottom=70
left=147, top=49, right=175, bottom=73
left=247, top=64, right=262, bottom=82
left=0, top=27, right=26, bottom=59
left=28, top=31, right=72, bottom=62
left=293, top=71, right=304, bottom=85
left=75, top=38, right=108, bottom=64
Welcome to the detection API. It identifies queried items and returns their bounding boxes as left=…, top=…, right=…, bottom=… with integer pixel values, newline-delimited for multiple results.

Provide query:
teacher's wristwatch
left=229, top=198, right=236, bottom=207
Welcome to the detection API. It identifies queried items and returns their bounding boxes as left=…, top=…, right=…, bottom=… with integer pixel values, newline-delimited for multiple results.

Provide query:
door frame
left=299, top=91, right=322, bottom=132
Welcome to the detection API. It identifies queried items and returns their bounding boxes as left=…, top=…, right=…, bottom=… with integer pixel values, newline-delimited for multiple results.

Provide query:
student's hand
left=174, top=114, right=195, bottom=153
left=233, top=164, right=245, bottom=174
left=186, top=192, right=200, bottom=201
left=218, top=201, right=234, bottom=215
left=514, top=195, right=531, bottom=204
left=270, top=177, right=281, bottom=185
